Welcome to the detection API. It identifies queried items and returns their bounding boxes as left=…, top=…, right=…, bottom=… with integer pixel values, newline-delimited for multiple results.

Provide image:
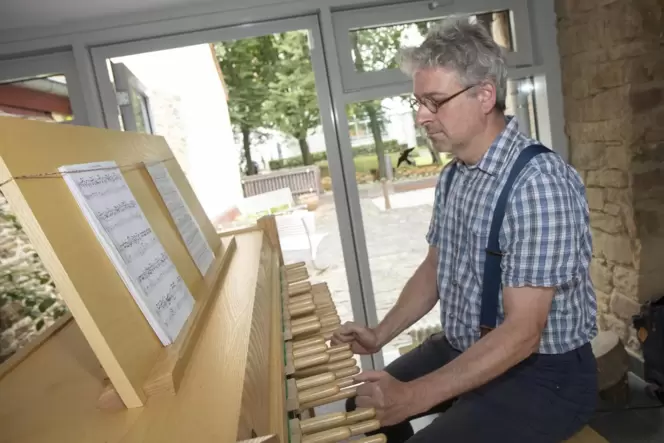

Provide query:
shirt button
left=448, top=313, right=455, bottom=319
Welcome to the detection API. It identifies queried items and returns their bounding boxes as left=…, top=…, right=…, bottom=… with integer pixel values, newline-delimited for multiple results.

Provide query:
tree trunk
left=365, top=103, right=387, bottom=179
left=350, top=34, right=387, bottom=180
left=298, top=137, right=313, bottom=166
left=242, top=124, right=256, bottom=176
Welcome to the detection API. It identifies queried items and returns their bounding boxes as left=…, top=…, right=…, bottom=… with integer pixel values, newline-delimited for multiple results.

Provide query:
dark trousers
left=347, top=333, right=598, bottom=443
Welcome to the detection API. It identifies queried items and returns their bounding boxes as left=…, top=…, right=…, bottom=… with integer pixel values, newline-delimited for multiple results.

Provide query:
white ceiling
left=0, top=0, right=223, bottom=32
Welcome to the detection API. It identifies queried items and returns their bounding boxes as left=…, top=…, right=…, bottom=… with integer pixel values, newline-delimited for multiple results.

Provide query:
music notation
left=59, top=161, right=194, bottom=346
left=146, top=163, right=215, bottom=276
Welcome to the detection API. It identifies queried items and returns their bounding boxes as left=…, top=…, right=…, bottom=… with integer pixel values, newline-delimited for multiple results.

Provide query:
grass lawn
left=318, top=148, right=437, bottom=174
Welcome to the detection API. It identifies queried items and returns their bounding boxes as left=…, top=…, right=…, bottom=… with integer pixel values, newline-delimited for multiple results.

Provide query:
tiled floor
left=313, top=373, right=664, bottom=442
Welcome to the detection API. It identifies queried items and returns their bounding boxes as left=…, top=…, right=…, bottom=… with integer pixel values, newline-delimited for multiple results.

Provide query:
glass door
left=329, top=0, right=555, bottom=367
left=91, top=16, right=371, bottom=369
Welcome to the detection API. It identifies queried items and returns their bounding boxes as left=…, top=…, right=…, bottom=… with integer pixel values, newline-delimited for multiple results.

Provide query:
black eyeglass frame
left=408, top=84, right=476, bottom=114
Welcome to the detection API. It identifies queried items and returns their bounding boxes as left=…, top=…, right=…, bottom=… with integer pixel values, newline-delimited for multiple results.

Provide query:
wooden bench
left=566, top=426, right=607, bottom=442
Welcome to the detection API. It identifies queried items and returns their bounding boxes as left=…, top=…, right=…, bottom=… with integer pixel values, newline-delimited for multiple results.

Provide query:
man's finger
left=354, top=370, right=386, bottom=383
left=355, top=395, right=375, bottom=409
left=330, top=330, right=354, bottom=344
left=355, top=381, right=374, bottom=397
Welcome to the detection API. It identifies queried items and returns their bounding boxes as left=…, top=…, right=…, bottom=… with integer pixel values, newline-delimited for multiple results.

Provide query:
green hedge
left=269, top=140, right=406, bottom=170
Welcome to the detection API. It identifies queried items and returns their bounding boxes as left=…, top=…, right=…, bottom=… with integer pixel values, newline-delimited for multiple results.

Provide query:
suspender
left=443, top=144, right=551, bottom=336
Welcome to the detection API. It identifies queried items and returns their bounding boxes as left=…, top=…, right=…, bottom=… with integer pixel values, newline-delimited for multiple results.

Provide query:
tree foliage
left=264, top=31, right=320, bottom=166
left=348, top=25, right=407, bottom=178
left=214, top=37, right=278, bottom=175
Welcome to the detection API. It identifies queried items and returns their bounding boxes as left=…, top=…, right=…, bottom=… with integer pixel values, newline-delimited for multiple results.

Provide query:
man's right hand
left=331, top=321, right=381, bottom=355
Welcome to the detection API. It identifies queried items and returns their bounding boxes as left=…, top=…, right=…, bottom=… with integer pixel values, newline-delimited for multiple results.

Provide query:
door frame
left=0, top=51, right=89, bottom=126
left=110, top=61, right=156, bottom=133
left=89, top=14, right=380, bottom=370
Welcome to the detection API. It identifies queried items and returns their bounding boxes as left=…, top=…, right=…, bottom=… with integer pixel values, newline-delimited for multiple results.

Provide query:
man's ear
left=476, top=82, right=497, bottom=115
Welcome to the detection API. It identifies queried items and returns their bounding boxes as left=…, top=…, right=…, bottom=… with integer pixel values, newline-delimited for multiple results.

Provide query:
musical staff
left=146, top=163, right=214, bottom=276
left=59, top=161, right=194, bottom=346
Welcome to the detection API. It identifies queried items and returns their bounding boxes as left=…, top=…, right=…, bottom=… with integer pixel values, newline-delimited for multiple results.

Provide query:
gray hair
left=399, top=19, right=508, bottom=111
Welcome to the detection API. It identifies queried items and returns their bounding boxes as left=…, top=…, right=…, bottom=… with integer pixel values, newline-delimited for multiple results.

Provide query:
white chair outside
left=275, top=210, right=327, bottom=270
left=238, top=187, right=306, bottom=218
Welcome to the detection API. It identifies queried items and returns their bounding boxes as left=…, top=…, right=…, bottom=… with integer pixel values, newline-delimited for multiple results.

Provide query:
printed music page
left=58, top=161, right=194, bottom=346
left=145, top=162, right=214, bottom=276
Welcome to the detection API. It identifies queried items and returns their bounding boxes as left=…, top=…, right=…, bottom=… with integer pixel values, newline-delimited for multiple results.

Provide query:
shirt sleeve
left=501, top=171, right=582, bottom=288
left=426, top=169, right=445, bottom=246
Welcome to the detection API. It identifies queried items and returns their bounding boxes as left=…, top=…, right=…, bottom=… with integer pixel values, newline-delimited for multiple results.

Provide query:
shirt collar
left=459, top=116, right=521, bottom=176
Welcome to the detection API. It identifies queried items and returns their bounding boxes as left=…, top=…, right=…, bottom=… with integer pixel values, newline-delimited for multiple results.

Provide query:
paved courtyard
left=283, top=180, right=443, bottom=364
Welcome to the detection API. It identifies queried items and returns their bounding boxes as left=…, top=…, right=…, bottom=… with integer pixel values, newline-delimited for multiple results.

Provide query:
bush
left=268, top=140, right=407, bottom=170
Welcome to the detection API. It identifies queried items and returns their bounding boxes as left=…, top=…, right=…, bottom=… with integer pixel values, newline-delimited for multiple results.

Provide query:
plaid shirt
left=427, top=117, right=597, bottom=354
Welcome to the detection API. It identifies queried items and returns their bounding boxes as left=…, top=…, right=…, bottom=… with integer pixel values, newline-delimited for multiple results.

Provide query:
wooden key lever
left=284, top=360, right=360, bottom=411
left=289, top=408, right=384, bottom=443
left=284, top=343, right=351, bottom=375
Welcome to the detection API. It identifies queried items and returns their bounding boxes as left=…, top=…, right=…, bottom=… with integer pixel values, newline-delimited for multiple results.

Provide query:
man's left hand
left=354, top=371, right=417, bottom=426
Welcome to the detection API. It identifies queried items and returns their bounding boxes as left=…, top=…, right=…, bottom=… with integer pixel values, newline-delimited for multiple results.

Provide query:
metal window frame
left=110, top=61, right=156, bottom=134
left=332, top=0, right=534, bottom=92
left=0, top=51, right=89, bottom=126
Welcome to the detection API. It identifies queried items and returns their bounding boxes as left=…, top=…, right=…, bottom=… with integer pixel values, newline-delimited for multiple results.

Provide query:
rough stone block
left=635, top=208, right=664, bottom=236
left=613, top=265, right=638, bottom=298
left=591, top=260, right=614, bottom=293
left=567, top=119, right=631, bottom=144
left=605, top=188, right=632, bottom=206
left=633, top=142, right=664, bottom=164
left=591, top=211, right=624, bottom=234
left=630, top=86, right=664, bottom=113
left=602, top=312, right=628, bottom=342
left=635, top=106, right=664, bottom=143
left=585, top=187, right=605, bottom=211
left=595, top=289, right=612, bottom=313
left=571, top=143, right=630, bottom=171
left=609, top=292, right=642, bottom=320
left=604, top=203, right=622, bottom=216
left=580, top=85, right=631, bottom=122
left=633, top=168, right=664, bottom=194
left=586, top=169, right=628, bottom=188
left=593, top=231, right=634, bottom=265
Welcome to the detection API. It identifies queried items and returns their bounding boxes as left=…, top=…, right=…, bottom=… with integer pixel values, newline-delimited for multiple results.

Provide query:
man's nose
left=415, top=104, right=433, bottom=127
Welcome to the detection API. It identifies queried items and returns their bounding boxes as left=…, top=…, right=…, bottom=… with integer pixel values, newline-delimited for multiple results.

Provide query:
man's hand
left=355, top=371, right=417, bottom=426
left=330, top=321, right=381, bottom=354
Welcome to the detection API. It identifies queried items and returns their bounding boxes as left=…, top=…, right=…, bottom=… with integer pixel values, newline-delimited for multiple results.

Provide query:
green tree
left=264, top=31, right=320, bottom=166
left=215, top=37, right=278, bottom=175
left=349, top=25, right=406, bottom=178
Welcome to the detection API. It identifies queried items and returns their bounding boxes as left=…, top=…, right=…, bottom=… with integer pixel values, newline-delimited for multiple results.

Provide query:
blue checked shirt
left=427, top=117, right=597, bottom=354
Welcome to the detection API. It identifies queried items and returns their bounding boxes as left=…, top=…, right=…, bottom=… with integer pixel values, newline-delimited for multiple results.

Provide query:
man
left=332, top=20, right=598, bottom=442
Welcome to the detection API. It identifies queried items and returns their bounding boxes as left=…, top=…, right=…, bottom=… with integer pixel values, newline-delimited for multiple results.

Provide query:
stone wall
left=0, top=192, right=68, bottom=363
left=555, top=0, right=664, bottom=352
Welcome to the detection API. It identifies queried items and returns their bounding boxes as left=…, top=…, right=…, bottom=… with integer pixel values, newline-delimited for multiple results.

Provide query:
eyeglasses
left=408, top=85, right=476, bottom=114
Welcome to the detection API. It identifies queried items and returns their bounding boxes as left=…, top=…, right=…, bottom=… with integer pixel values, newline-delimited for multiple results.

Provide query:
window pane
left=506, top=76, right=538, bottom=139
left=344, top=93, right=450, bottom=365
left=0, top=75, right=74, bottom=122
left=349, top=10, right=513, bottom=74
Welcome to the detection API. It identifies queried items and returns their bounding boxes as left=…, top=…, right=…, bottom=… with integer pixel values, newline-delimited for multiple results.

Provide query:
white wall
left=114, top=45, right=243, bottom=220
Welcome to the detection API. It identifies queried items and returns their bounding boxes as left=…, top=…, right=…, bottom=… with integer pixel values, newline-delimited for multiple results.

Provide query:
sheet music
left=145, top=162, right=215, bottom=276
left=59, top=161, right=194, bottom=345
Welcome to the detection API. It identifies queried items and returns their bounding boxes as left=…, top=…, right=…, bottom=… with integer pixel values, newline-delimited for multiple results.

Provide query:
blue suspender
left=443, top=144, right=551, bottom=336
